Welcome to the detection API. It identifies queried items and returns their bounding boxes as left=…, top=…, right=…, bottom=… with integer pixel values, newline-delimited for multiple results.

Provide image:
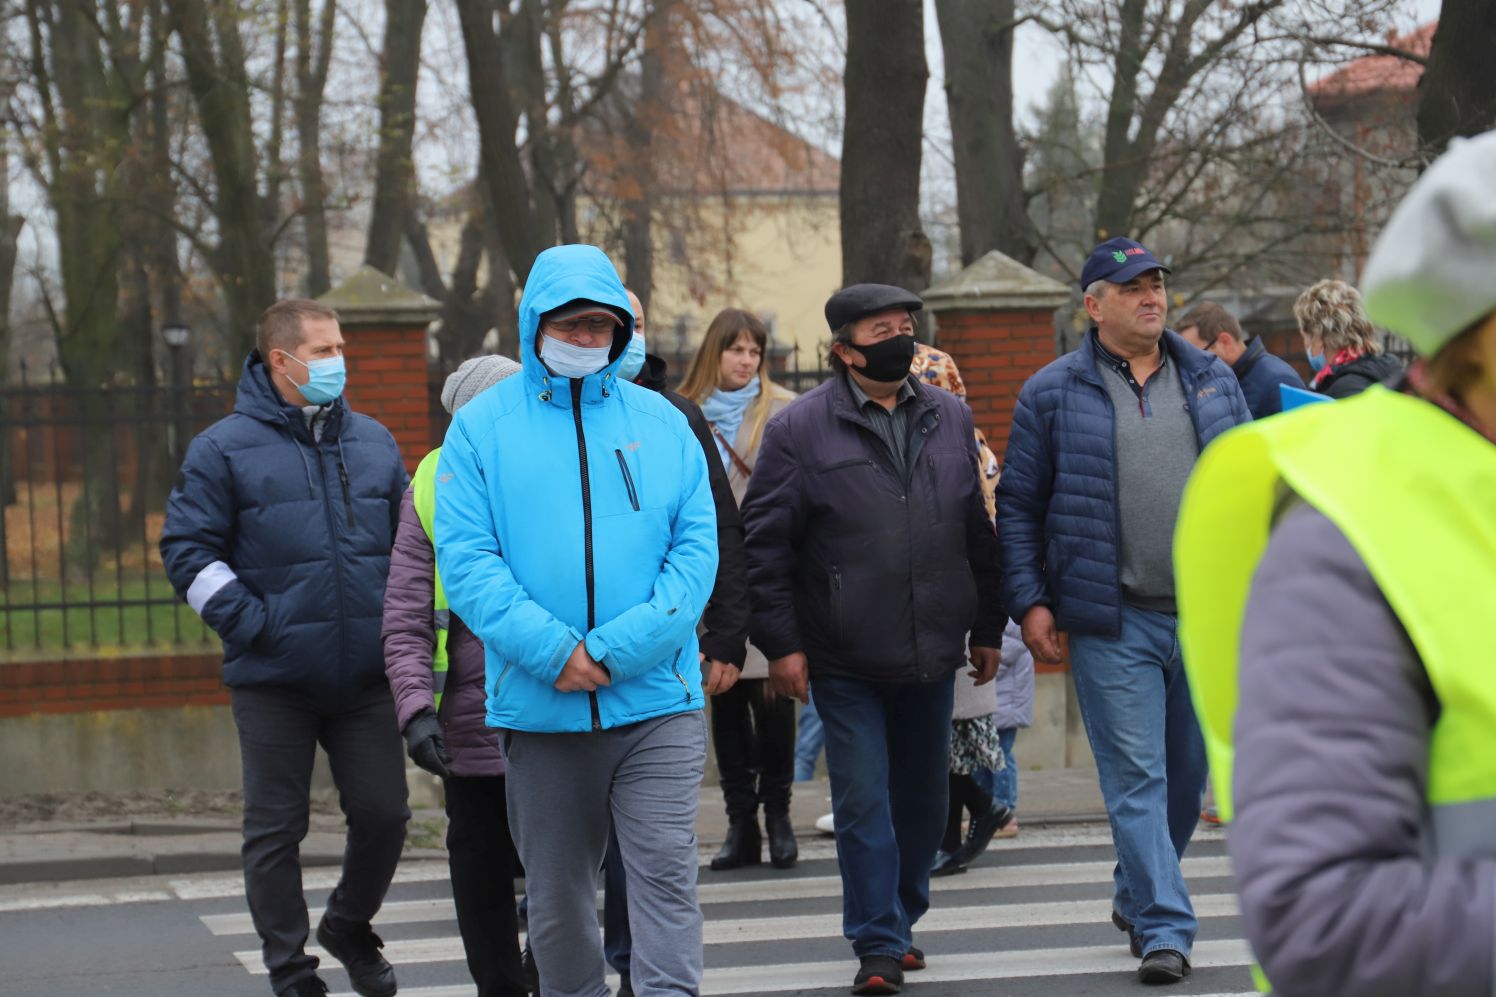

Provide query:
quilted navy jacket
left=996, top=329, right=1251, bottom=638
left=160, top=352, right=409, bottom=696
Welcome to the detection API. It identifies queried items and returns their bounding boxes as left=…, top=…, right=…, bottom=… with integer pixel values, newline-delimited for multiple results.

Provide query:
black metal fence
left=0, top=363, right=235, bottom=656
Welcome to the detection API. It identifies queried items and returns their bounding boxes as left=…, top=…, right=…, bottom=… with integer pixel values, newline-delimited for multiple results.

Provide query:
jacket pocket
left=670, top=649, right=693, bottom=705
left=829, top=565, right=844, bottom=645
left=490, top=660, right=514, bottom=703
left=615, top=449, right=640, bottom=512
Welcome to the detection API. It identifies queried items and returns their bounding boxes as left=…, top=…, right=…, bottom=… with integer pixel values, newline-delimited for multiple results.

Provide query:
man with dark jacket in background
left=1177, top=301, right=1305, bottom=418
left=997, top=239, right=1251, bottom=985
left=161, top=299, right=411, bottom=997
left=742, top=284, right=1004, bottom=996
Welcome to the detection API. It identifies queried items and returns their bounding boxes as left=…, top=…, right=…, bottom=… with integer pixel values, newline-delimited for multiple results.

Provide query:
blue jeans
left=990, top=728, right=1018, bottom=811
left=794, top=692, right=825, bottom=781
left=812, top=672, right=953, bottom=959
left=1068, top=604, right=1207, bottom=957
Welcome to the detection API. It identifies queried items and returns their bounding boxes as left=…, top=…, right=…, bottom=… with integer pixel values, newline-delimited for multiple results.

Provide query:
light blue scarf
left=700, top=377, right=761, bottom=467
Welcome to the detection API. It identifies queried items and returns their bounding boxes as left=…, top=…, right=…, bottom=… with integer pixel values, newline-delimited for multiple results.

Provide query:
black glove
left=404, top=708, right=452, bottom=780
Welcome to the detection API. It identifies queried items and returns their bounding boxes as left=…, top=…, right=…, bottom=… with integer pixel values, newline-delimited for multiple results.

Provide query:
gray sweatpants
left=505, top=710, right=708, bottom=997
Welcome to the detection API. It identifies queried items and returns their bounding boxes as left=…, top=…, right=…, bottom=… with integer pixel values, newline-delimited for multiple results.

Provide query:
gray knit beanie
left=441, top=355, right=522, bottom=414
left=1361, top=131, right=1496, bottom=357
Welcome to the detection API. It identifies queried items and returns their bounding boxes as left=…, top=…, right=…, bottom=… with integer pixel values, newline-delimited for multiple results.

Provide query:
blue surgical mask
left=279, top=351, right=346, bottom=405
left=1308, top=350, right=1327, bottom=372
left=617, top=332, right=646, bottom=382
left=539, top=335, right=612, bottom=379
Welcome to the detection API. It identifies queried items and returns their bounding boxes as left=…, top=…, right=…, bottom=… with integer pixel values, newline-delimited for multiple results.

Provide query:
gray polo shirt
left=846, top=373, right=918, bottom=478
left=1093, top=338, right=1199, bottom=614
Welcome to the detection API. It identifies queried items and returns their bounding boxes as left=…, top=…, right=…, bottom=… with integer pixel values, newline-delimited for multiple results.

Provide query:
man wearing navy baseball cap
left=996, top=238, right=1251, bottom=984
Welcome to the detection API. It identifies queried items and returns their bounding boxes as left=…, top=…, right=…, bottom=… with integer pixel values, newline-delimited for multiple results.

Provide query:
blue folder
left=1280, top=384, right=1331, bottom=411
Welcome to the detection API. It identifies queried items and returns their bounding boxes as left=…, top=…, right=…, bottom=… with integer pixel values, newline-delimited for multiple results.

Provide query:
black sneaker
left=851, top=954, right=904, bottom=995
left=900, top=946, right=926, bottom=971
left=1138, top=948, right=1191, bottom=984
left=1112, top=907, right=1143, bottom=958
left=279, top=978, right=330, bottom=997
left=316, top=916, right=398, bottom=997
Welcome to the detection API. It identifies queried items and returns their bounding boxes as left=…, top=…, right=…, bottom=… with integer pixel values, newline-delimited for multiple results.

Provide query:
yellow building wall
left=583, top=193, right=842, bottom=372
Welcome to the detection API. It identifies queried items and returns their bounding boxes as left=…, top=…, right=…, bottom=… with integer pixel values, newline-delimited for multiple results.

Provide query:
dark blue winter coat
left=996, top=329, right=1251, bottom=638
left=160, top=352, right=409, bottom=695
left=1231, top=336, right=1305, bottom=419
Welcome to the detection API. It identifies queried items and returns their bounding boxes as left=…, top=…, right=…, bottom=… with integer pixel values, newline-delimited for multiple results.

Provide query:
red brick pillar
left=319, top=266, right=440, bottom=475
left=922, top=251, right=1071, bottom=461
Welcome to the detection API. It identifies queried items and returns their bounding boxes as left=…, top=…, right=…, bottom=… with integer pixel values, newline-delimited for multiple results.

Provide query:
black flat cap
left=824, top=283, right=924, bottom=332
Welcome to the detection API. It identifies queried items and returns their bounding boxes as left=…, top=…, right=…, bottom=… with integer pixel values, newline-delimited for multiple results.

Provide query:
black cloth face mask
left=849, top=333, right=916, bottom=383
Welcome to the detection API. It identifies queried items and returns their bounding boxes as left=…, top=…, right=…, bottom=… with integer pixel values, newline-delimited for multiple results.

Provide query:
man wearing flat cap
left=997, top=238, right=1250, bottom=984
left=741, top=283, right=1004, bottom=995
left=434, top=245, right=720, bottom=996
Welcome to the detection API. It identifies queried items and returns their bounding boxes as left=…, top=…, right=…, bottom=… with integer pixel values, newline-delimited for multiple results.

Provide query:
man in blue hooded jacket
left=161, top=299, right=411, bottom=997
left=434, top=245, right=719, bottom=997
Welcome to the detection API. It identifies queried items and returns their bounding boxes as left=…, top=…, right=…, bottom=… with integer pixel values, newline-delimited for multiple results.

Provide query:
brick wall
left=0, top=654, right=228, bottom=718
left=342, top=326, right=431, bottom=475
left=935, top=308, right=1058, bottom=460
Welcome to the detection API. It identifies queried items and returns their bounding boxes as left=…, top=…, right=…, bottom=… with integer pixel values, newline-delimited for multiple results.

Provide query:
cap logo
left=1112, top=250, right=1127, bottom=263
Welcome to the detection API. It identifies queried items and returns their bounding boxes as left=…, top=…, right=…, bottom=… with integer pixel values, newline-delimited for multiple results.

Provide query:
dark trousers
left=812, top=672, right=953, bottom=959
left=710, top=677, right=796, bottom=819
left=602, top=824, right=631, bottom=981
left=445, top=775, right=529, bottom=997
left=231, top=683, right=410, bottom=994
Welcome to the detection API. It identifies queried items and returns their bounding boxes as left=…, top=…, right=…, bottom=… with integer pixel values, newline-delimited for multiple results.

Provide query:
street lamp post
left=161, top=323, right=191, bottom=467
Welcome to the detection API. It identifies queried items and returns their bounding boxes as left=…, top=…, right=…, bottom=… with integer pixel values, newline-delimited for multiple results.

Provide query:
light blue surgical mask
left=539, top=335, right=612, bottom=379
left=279, top=351, right=346, bottom=405
left=618, top=332, right=646, bottom=382
left=1308, top=350, right=1327, bottom=372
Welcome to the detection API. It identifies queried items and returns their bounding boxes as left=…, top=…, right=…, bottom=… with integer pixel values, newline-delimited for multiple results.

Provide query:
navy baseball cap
left=1080, top=238, right=1171, bottom=290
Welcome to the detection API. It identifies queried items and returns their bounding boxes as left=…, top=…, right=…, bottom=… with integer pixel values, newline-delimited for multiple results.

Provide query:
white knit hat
left=440, top=355, right=522, bottom=414
left=1361, top=131, right=1496, bottom=356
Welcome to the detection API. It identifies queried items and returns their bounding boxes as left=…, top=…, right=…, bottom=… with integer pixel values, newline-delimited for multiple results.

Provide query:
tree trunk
left=365, top=0, right=427, bottom=275
left=622, top=4, right=670, bottom=312
left=840, top=0, right=931, bottom=292
left=0, top=145, right=22, bottom=580
left=453, top=0, right=552, bottom=285
left=1417, top=0, right=1496, bottom=160
left=934, top=0, right=1036, bottom=266
left=168, top=0, right=279, bottom=358
left=294, top=0, right=336, bottom=295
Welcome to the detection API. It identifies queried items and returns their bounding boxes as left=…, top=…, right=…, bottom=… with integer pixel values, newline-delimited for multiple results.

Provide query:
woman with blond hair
left=679, top=307, right=800, bottom=870
left=1294, top=278, right=1403, bottom=398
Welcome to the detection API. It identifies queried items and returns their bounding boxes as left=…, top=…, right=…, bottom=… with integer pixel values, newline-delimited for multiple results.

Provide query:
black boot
left=710, top=818, right=762, bottom=870
left=765, top=812, right=798, bottom=869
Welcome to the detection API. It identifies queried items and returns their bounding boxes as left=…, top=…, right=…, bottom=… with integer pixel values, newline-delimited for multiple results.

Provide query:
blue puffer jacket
left=996, top=329, right=1251, bottom=638
left=160, top=352, right=408, bottom=695
left=434, top=245, right=719, bottom=734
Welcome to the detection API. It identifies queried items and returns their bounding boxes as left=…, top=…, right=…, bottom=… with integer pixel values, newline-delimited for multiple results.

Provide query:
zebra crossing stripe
left=322, top=939, right=1254, bottom=997
left=232, top=893, right=1241, bottom=972
left=201, top=854, right=1235, bottom=936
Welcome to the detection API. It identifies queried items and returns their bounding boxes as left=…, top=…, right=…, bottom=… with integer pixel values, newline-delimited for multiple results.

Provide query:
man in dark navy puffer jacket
left=161, top=299, right=410, bottom=997
left=996, top=239, right=1250, bottom=987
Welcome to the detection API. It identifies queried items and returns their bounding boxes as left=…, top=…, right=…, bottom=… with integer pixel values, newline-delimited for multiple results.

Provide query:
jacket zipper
left=337, top=461, right=353, bottom=521
left=571, top=382, right=603, bottom=732
left=615, top=449, right=640, bottom=511
left=315, top=446, right=349, bottom=678
left=670, top=649, right=691, bottom=705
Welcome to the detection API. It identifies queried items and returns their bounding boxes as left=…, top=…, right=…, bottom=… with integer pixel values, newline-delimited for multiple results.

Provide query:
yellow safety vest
left=1176, top=386, right=1496, bottom=992
left=411, top=448, right=450, bottom=709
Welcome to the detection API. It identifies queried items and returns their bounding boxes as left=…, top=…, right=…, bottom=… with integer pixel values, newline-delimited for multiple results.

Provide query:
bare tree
left=1417, top=0, right=1496, bottom=159
left=841, top=0, right=930, bottom=291
left=166, top=0, right=281, bottom=357
left=365, top=0, right=428, bottom=275
left=934, top=0, right=1036, bottom=266
left=293, top=0, right=337, bottom=294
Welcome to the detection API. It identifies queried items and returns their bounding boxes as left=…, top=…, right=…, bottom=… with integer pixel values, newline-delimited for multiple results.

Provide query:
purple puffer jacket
left=382, top=486, right=503, bottom=777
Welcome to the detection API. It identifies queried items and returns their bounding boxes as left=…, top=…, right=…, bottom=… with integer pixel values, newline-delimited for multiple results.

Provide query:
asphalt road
left=0, top=824, right=1254, bottom=996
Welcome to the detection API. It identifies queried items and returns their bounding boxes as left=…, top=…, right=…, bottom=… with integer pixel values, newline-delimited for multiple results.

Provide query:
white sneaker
left=815, top=812, right=836, bottom=835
